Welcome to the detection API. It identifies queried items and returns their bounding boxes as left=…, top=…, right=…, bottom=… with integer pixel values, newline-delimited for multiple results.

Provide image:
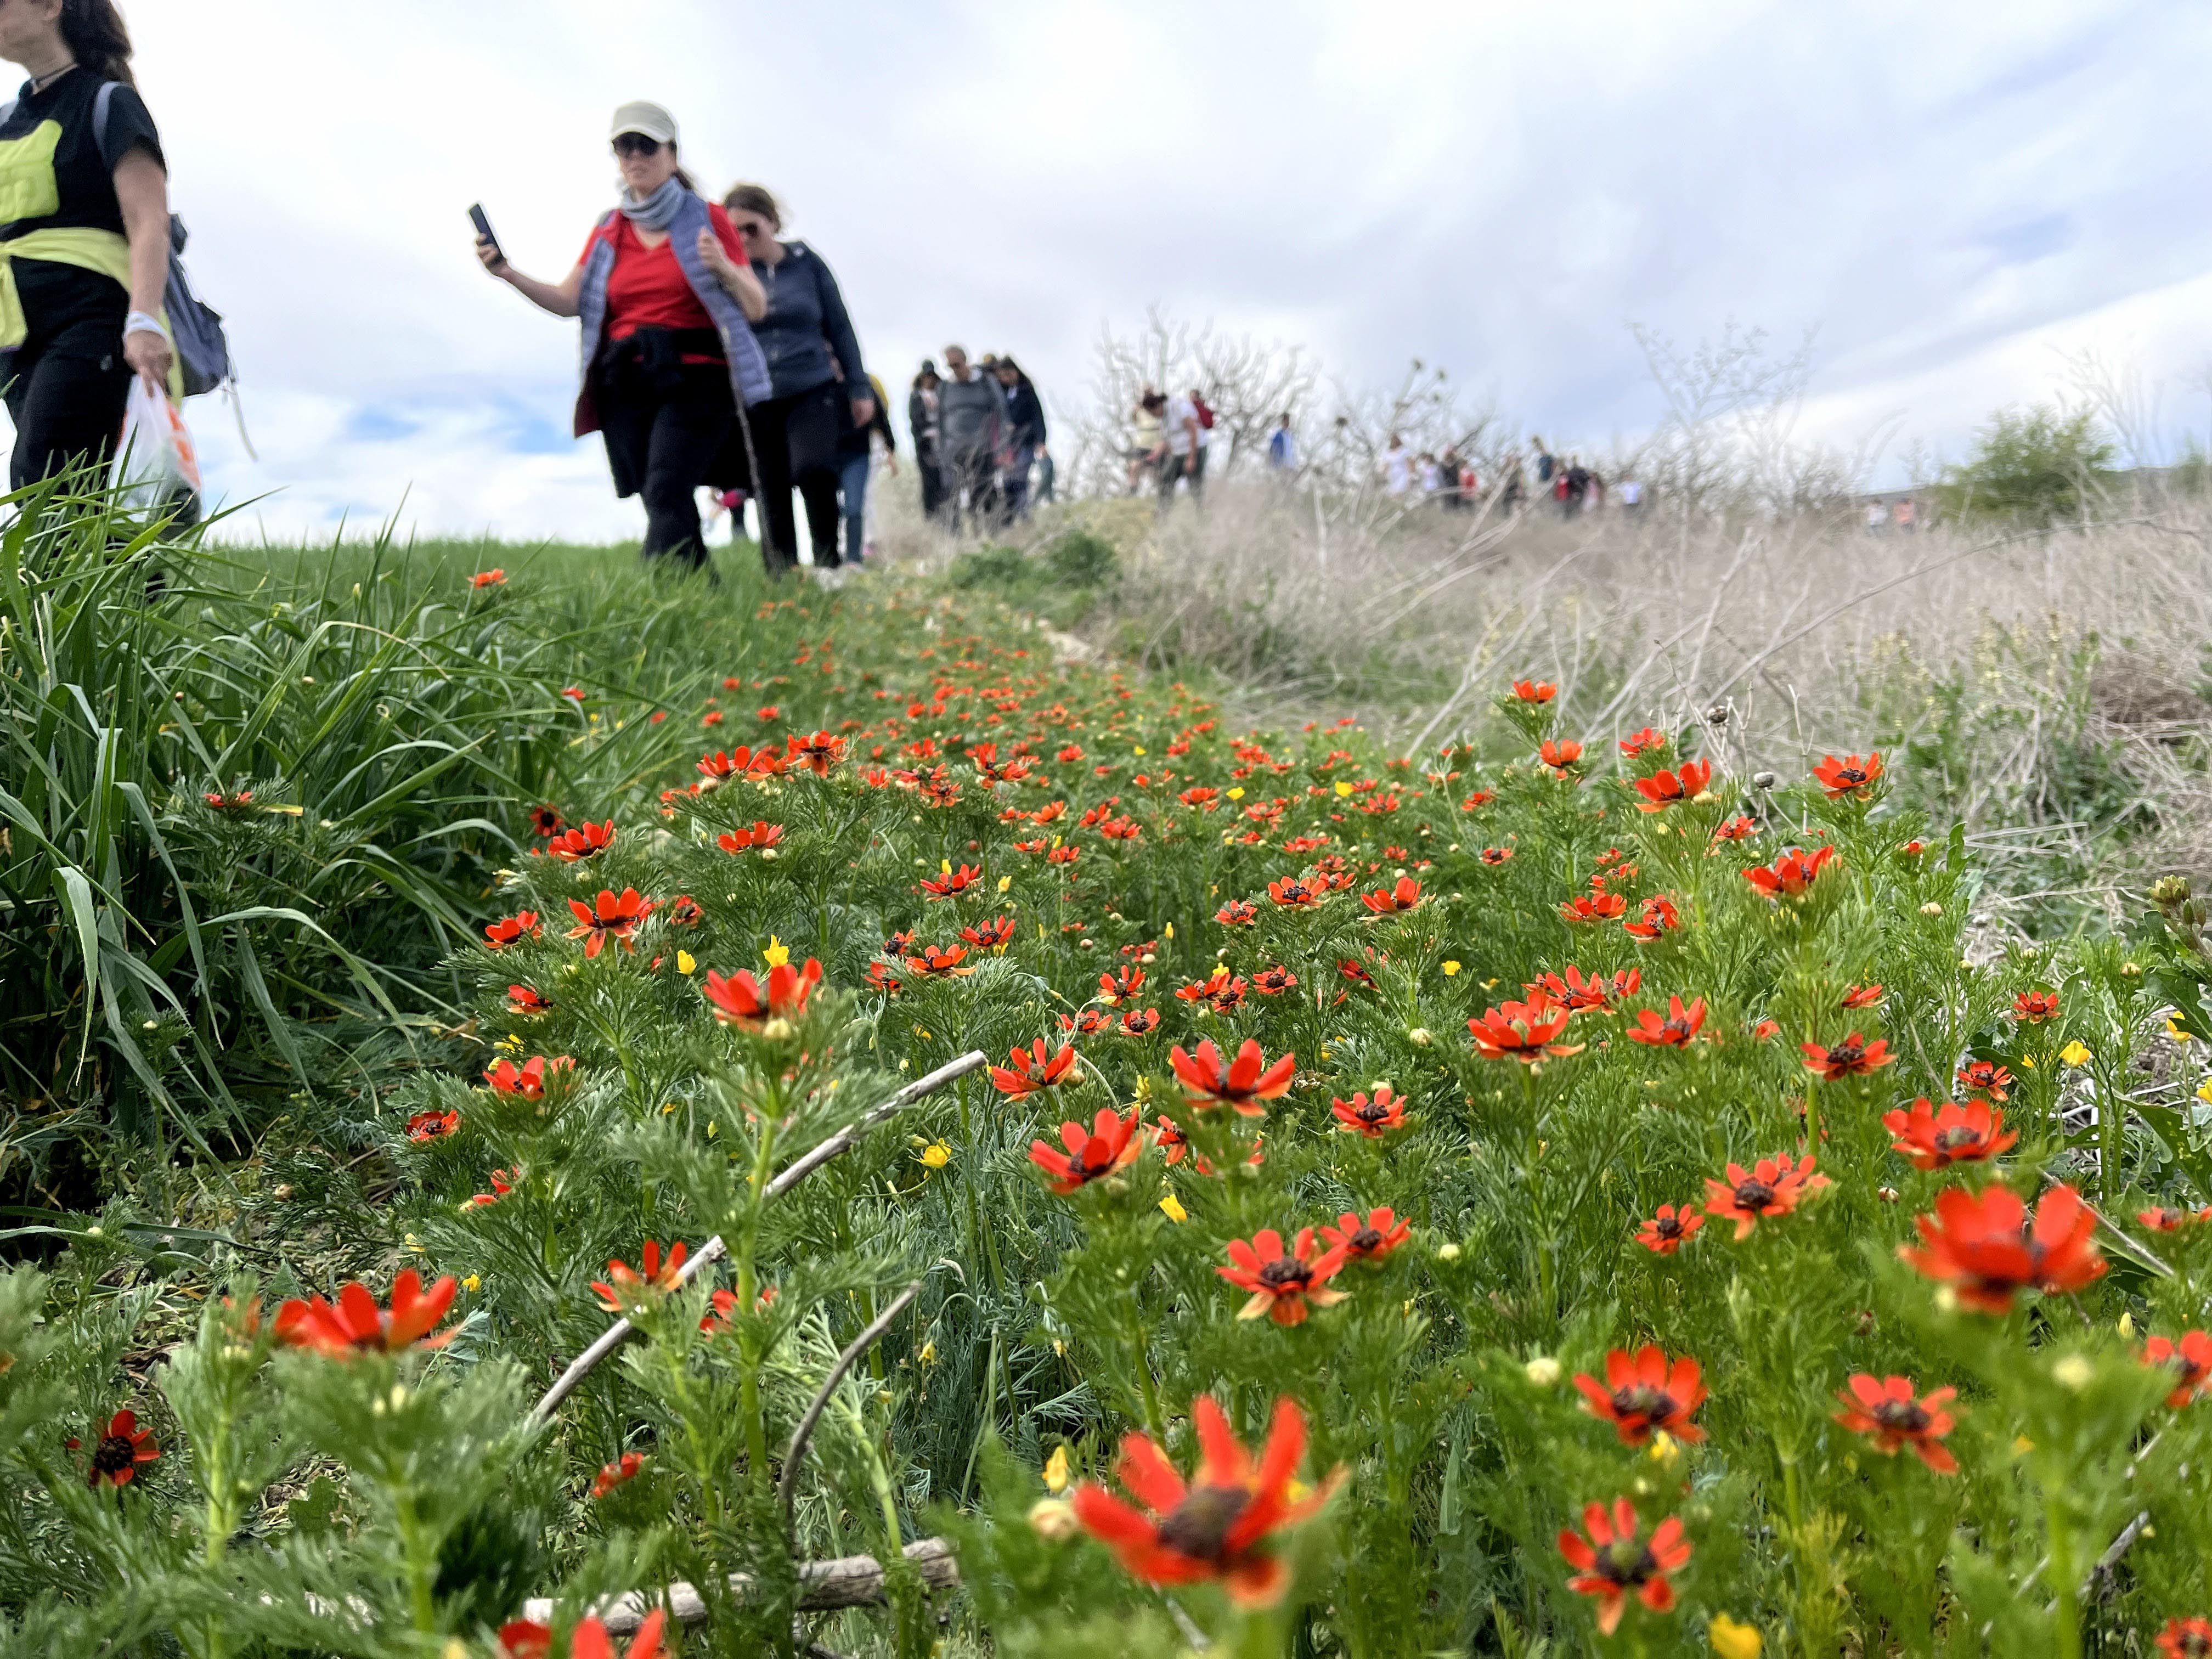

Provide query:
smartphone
left=469, top=204, right=503, bottom=262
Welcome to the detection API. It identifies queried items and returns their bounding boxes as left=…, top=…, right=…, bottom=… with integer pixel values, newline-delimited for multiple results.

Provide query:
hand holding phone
left=469, top=204, right=507, bottom=270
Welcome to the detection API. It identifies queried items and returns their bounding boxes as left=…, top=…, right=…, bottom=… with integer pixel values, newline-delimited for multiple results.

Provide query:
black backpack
left=91, top=82, right=233, bottom=399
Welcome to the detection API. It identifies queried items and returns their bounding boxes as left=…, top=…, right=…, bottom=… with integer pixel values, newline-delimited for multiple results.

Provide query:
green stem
left=2045, top=1483, right=2083, bottom=1659
left=394, top=1488, right=438, bottom=1634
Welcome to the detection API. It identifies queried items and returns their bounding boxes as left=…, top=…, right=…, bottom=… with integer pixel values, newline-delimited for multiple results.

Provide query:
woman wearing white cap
left=476, top=100, right=768, bottom=573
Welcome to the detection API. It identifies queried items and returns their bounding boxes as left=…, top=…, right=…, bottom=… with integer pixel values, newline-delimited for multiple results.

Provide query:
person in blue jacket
left=721, top=183, right=872, bottom=575
left=991, top=356, right=1046, bottom=523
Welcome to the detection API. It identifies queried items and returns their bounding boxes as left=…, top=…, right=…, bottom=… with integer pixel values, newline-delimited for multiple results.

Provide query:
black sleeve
left=870, top=395, right=895, bottom=452
left=1028, top=388, right=1048, bottom=448
left=808, top=255, right=867, bottom=399
left=95, top=83, right=163, bottom=173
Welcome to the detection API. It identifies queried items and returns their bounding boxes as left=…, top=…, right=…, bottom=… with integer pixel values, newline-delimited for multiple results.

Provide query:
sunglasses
left=611, top=133, right=663, bottom=158
left=730, top=219, right=770, bottom=237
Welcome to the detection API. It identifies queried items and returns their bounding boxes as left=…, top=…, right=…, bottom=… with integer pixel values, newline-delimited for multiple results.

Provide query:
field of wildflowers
left=10, top=524, right=2212, bottom=1657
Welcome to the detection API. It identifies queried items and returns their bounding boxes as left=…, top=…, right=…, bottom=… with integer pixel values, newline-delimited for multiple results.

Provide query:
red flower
left=1560, top=893, right=1629, bottom=924
left=1632, top=760, right=1712, bottom=812
left=1532, top=965, right=1640, bottom=1012
left=1801, top=1032, right=1895, bottom=1080
left=698, top=745, right=787, bottom=781
left=1883, top=1098, right=2017, bottom=1170
left=1218, top=1227, right=1348, bottom=1324
left=1460, top=790, right=1496, bottom=811
left=2157, top=1618, right=2212, bottom=1659
left=1635, top=1204, right=1704, bottom=1255
left=483, top=910, right=541, bottom=950
left=528, top=804, right=563, bottom=838
left=1711, top=814, right=1760, bottom=843
left=1469, top=994, right=1582, bottom=1063
left=275, top=1270, right=456, bottom=1357
left=1625, top=995, right=1706, bottom=1048
left=1216, top=899, right=1259, bottom=926
left=84, top=1408, right=160, bottom=1487
left=1557, top=1498, right=1691, bottom=1637
left=1266, top=876, right=1325, bottom=909
left=468, top=1167, right=516, bottom=1207
left=1251, top=965, right=1299, bottom=995
left=1062, top=1008, right=1113, bottom=1036
left=1321, top=1206, right=1410, bottom=1262
left=1099, top=965, right=1147, bottom=1002
left=1900, top=1183, right=2107, bottom=1313
left=1955, top=1058, right=2013, bottom=1102
left=2142, top=1330, right=2212, bottom=1408
left=545, top=820, right=616, bottom=862
left=1702, top=1153, right=1830, bottom=1239
left=1833, top=1375, right=1958, bottom=1472
left=471, top=568, right=506, bottom=589
left=1744, top=844, right=1836, bottom=898
left=1622, top=895, right=1680, bottom=941
left=1338, top=956, right=1379, bottom=990
left=1120, top=1007, right=1161, bottom=1036
left=1573, top=1347, right=1707, bottom=1446
left=701, top=958, right=823, bottom=1028
left=1619, top=726, right=1667, bottom=757
left=1171, top=1039, right=1296, bottom=1115
left=1153, top=1114, right=1190, bottom=1166
left=405, top=1109, right=460, bottom=1142
left=963, top=915, right=1018, bottom=951
left=664, top=895, right=702, bottom=928
left=1540, top=738, right=1584, bottom=774
left=591, top=1451, right=645, bottom=1498
left=1814, top=751, right=1884, bottom=799
left=991, top=1039, right=1080, bottom=1097
left=716, top=821, right=785, bottom=854
left=1511, top=679, right=1558, bottom=704
left=592, top=1240, right=691, bottom=1313
left=791, top=730, right=845, bottom=775
left=904, top=944, right=973, bottom=978
left=1480, top=845, right=1514, bottom=865
left=1030, top=1105, right=1143, bottom=1194
left=1330, top=1085, right=1407, bottom=1138
left=506, top=984, right=552, bottom=1016
left=1070, top=1394, right=1335, bottom=1608
left=2013, top=989, right=2061, bottom=1024
left=2140, top=1206, right=2212, bottom=1232
left=1180, top=786, right=1221, bottom=811
left=511, top=1612, right=663, bottom=1659
left=1841, top=983, right=1884, bottom=1009
left=699, top=1284, right=776, bottom=1336
left=1360, top=876, right=1423, bottom=915
left=566, top=888, right=652, bottom=958
left=483, top=1055, right=571, bottom=1098
left=918, top=862, right=983, bottom=899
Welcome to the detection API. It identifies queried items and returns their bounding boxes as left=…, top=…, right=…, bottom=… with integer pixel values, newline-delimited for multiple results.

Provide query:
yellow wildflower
left=1042, top=1444, right=1071, bottom=1493
left=1158, top=1193, right=1188, bottom=1223
left=675, top=950, right=696, bottom=975
left=1708, top=1614, right=1762, bottom=1659
left=1442, top=960, right=1462, bottom=976
left=2059, top=1040, right=2091, bottom=1066
left=763, top=935, right=791, bottom=968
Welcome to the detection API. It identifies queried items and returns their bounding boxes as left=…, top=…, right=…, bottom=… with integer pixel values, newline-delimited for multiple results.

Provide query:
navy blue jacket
left=1001, top=380, right=1047, bottom=451
left=749, top=240, right=866, bottom=400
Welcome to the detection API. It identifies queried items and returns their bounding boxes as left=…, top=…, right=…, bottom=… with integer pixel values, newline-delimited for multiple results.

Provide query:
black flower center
left=1653, top=1217, right=1683, bottom=1239
left=1827, top=1043, right=1865, bottom=1066
left=1350, top=1226, right=1385, bottom=1254
left=1735, top=1180, right=1778, bottom=1211
left=1836, top=768, right=1866, bottom=786
left=1597, top=1539, right=1660, bottom=1587
left=1611, top=1384, right=1677, bottom=1424
left=1871, top=1399, right=1929, bottom=1435
left=1156, top=1483, right=1251, bottom=1561
left=1257, top=1257, right=1312, bottom=1291
left=91, top=1434, right=137, bottom=1478
left=1935, top=1127, right=1979, bottom=1151
left=1356, top=1102, right=1390, bottom=1125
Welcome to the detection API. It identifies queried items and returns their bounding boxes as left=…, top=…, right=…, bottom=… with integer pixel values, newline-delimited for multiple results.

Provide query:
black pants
left=917, top=445, right=946, bottom=520
left=748, top=381, right=843, bottom=573
left=596, top=359, right=733, bottom=572
left=5, top=338, right=131, bottom=492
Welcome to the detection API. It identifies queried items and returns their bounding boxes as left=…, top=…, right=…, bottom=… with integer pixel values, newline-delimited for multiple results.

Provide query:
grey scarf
left=618, top=176, right=688, bottom=233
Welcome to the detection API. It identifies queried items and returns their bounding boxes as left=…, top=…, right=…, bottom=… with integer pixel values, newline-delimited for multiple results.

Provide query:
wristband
left=124, top=311, right=168, bottom=340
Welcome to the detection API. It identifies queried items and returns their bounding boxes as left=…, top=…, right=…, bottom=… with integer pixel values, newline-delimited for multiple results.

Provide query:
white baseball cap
left=610, top=101, right=679, bottom=145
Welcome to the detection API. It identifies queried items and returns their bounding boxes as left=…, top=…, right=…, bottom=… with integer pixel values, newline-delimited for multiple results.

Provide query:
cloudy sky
left=61, top=1, right=2212, bottom=540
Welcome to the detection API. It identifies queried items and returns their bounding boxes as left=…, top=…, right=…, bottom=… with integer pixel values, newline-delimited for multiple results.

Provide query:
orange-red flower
left=1625, top=995, right=1706, bottom=1048
left=1744, top=845, right=1836, bottom=899
left=468, top=1167, right=515, bottom=1207
left=2143, top=1330, right=2212, bottom=1408
left=1635, top=1204, right=1703, bottom=1255
left=484, top=910, right=541, bottom=950
left=1540, top=738, right=1584, bottom=774
left=991, top=1039, right=1080, bottom=1097
left=716, top=821, right=784, bottom=854
left=1070, top=1394, right=1334, bottom=1608
left=406, top=1108, right=460, bottom=1142
left=1833, top=1375, right=1957, bottom=1472
left=701, top=958, right=822, bottom=1028
left=1558, top=1498, right=1691, bottom=1637
left=1900, top=1183, right=2107, bottom=1313
left=904, top=943, right=973, bottom=979
left=1121, top=1007, right=1161, bottom=1035
left=506, top=984, right=552, bottom=1016
left=1622, top=895, right=1680, bottom=941
left=1171, top=1039, right=1296, bottom=1115
left=592, top=1240, right=691, bottom=1312
left=1216, top=899, right=1259, bottom=926
left=2013, top=989, right=2061, bottom=1024
left=1099, top=965, right=1146, bottom=1002
left=276, top=1270, right=456, bottom=1357
left=1030, top=1105, right=1143, bottom=1194
left=1360, top=876, right=1423, bottom=915
left=1841, top=983, right=1884, bottom=1009
left=1883, top=1099, right=2016, bottom=1170
left=698, top=744, right=787, bottom=781
left=1531, top=965, right=1640, bottom=1012
left=84, top=1408, right=160, bottom=1487
left=1702, top=1153, right=1830, bottom=1239
left=1813, top=752, right=1884, bottom=799
left=484, top=1055, right=570, bottom=1098
left=528, top=805, right=563, bottom=838
left=1574, top=1347, right=1707, bottom=1446
left=1266, top=876, right=1325, bottom=910
left=1321, top=1207, right=1410, bottom=1262
left=591, top=1451, right=645, bottom=1498
left=566, top=888, right=652, bottom=958
left=918, top=862, right=983, bottom=899
left=962, top=915, right=1017, bottom=951
left=1469, top=993, right=1581, bottom=1063
left=1801, top=1032, right=1895, bottom=1080
left=1632, top=760, right=1712, bottom=811
left=1218, top=1227, right=1348, bottom=1324
left=1331, top=1085, right=1407, bottom=1138
left=471, top=568, right=506, bottom=589
left=545, top=820, right=616, bottom=862
left=1619, top=726, right=1666, bottom=758
left=1954, top=1058, right=2013, bottom=1102
left=1511, top=679, right=1558, bottom=704
left=2140, top=1206, right=2212, bottom=1232
left=2156, top=1618, right=2212, bottom=1659
left=1561, top=892, right=1630, bottom=924
left=791, top=730, right=845, bottom=775
left=1710, top=814, right=1759, bottom=844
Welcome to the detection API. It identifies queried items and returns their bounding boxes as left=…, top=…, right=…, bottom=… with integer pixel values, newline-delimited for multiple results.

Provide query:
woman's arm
left=112, top=146, right=173, bottom=391
left=696, top=231, right=766, bottom=322
left=477, top=238, right=584, bottom=318
left=810, top=258, right=871, bottom=419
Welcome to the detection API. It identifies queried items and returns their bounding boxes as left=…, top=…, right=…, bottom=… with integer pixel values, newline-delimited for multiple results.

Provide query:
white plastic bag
left=109, top=377, right=201, bottom=515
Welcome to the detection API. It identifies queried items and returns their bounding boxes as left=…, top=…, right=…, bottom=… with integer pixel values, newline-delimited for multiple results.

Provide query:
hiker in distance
left=476, top=100, right=769, bottom=575
left=0, top=0, right=173, bottom=488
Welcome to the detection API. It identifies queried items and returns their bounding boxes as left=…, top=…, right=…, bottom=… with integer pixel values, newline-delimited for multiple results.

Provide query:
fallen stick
left=517, top=1536, right=960, bottom=1633
left=527, top=1051, right=986, bottom=1425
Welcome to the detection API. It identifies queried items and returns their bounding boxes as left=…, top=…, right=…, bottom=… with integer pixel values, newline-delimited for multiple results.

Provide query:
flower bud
left=1408, top=1028, right=1433, bottom=1046
left=2052, top=1355, right=2094, bottom=1391
left=1028, top=1498, right=1080, bottom=1541
left=1525, top=1355, right=1561, bottom=1387
left=1752, top=771, right=1776, bottom=790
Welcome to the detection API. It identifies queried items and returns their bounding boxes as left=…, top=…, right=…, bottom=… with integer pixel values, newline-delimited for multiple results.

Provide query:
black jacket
left=749, top=241, right=866, bottom=400
left=1000, top=380, right=1047, bottom=451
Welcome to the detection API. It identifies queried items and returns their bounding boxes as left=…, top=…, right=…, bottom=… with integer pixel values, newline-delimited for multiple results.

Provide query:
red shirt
left=582, top=202, right=748, bottom=363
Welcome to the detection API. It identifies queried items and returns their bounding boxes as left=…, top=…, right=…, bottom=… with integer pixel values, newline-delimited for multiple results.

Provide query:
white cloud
left=14, top=0, right=2201, bottom=534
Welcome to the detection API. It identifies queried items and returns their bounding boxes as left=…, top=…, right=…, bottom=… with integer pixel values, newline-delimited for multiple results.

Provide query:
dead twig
left=517, top=1537, right=961, bottom=1633
left=779, top=1280, right=926, bottom=1519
